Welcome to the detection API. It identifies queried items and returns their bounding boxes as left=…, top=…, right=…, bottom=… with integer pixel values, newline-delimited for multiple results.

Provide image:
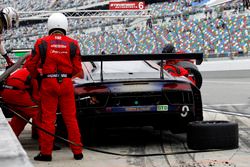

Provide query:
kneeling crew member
left=0, top=67, right=39, bottom=137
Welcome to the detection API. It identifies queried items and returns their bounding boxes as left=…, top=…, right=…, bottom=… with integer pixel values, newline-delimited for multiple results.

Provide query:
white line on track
left=203, top=80, right=250, bottom=85
left=203, top=108, right=250, bottom=118
left=203, top=103, right=249, bottom=107
left=204, top=80, right=250, bottom=84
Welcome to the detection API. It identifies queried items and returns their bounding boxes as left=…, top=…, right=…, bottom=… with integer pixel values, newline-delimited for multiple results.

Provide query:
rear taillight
left=163, top=83, right=192, bottom=91
left=75, top=85, right=110, bottom=108
left=75, top=85, right=109, bottom=94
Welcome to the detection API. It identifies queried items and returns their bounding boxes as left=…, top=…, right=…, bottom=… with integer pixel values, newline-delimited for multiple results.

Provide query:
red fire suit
left=24, top=34, right=84, bottom=155
left=164, top=51, right=196, bottom=84
left=0, top=68, right=39, bottom=137
left=164, top=63, right=196, bottom=84
left=164, top=64, right=189, bottom=77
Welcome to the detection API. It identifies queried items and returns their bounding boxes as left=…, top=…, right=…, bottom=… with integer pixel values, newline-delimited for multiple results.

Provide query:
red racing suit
left=24, top=34, right=84, bottom=155
left=164, top=51, right=196, bottom=84
left=0, top=68, right=39, bottom=137
left=164, top=62, right=196, bottom=84
left=163, top=63, right=189, bottom=77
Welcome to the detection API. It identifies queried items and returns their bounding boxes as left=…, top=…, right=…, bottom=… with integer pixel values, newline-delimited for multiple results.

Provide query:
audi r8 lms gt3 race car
left=0, top=52, right=237, bottom=150
left=55, top=53, right=204, bottom=139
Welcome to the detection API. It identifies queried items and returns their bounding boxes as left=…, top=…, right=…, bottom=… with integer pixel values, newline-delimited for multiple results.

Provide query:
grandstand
left=206, top=0, right=234, bottom=7
left=1, top=0, right=122, bottom=11
left=1, top=0, right=249, bottom=67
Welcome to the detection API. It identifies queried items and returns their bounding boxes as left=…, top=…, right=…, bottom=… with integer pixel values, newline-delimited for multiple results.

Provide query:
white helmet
left=47, top=13, right=68, bottom=35
left=2, top=7, right=19, bottom=29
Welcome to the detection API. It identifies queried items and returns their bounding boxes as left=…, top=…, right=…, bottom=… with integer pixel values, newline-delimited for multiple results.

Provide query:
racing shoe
left=34, top=153, right=52, bottom=161
left=74, top=153, right=83, bottom=160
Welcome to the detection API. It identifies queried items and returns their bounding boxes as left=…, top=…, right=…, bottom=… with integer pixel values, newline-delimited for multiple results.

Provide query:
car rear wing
left=81, top=53, right=203, bottom=81
left=5, top=49, right=203, bottom=81
left=81, top=53, right=203, bottom=64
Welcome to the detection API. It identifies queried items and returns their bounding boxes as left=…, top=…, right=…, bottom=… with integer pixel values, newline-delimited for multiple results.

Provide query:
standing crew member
left=0, top=66, right=39, bottom=137
left=25, top=13, right=84, bottom=161
left=0, top=7, right=19, bottom=67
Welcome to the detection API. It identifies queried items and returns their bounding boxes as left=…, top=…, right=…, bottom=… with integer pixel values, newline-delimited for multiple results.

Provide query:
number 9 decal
left=181, top=105, right=189, bottom=117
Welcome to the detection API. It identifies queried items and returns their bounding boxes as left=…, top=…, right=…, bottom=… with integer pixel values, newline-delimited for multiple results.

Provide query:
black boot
left=74, top=153, right=83, bottom=160
left=34, top=153, right=52, bottom=161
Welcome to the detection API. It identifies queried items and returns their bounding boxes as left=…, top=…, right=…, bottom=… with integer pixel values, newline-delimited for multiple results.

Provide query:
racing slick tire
left=187, top=121, right=238, bottom=150
left=55, top=114, right=99, bottom=145
left=78, top=117, right=101, bottom=146
left=176, top=61, right=202, bottom=89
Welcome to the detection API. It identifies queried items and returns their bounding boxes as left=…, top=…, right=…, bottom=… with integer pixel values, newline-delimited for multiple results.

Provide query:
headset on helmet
left=162, top=44, right=176, bottom=53
left=47, top=13, right=68, bottom=35
left=2, top=7, right=19, bottom=29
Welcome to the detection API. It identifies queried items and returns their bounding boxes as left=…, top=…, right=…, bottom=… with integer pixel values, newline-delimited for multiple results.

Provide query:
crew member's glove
left=3, top=53, right=14, bottom=67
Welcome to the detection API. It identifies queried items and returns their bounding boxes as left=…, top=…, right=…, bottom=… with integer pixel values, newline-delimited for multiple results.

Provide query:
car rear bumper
left=77, top=111, right=195, bottom=130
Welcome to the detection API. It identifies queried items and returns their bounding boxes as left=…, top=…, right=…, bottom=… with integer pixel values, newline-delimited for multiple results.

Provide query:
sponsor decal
left=107, top=106, right=155, bottom=112
left=51, top=50, right=68, bottom=54
left=2, top=85, right=14, bottom=89
left=50, top=40, right=67, bottom=45
left=125, top=106, right=152, bottom=112
left=109, top=1, right=145, bottom=10
left=55, top=36, right=62, bottom=39
left=51, top=44, right=67, bottom=48
left=46, top=74, right=68, bottom=78
left=157, top=105, right=168, bottom=111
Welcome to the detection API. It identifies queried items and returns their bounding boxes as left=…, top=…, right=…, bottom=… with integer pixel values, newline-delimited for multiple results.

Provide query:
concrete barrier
left=0, top=109, right=33, bottom=167
left=198, top=57, right=250, bottom=78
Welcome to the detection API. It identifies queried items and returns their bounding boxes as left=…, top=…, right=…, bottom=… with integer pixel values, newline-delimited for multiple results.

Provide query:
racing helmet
left=2, top=7, right=19, bottom=29
left=47, top=13, right=68, bottom=35
left=162, top=44, right=176, bottom=53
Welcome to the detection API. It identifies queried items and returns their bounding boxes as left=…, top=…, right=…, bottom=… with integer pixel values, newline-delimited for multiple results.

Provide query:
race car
left=55, top=53, right=204, bottom=140
left=0, top=53, right=237, bottom=150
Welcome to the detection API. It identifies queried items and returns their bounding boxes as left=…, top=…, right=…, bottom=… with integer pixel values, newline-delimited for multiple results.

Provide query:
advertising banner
left=109, top=1, right=145, bottom=10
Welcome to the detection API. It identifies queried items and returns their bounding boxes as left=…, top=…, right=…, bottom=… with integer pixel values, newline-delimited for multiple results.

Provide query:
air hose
left=0, top=103, right=225, bottom=157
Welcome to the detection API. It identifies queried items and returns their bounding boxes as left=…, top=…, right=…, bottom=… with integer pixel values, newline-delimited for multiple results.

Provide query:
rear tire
left=187, top=120, right=238, bottom=150
left=78, top=117, right=100, bottom=146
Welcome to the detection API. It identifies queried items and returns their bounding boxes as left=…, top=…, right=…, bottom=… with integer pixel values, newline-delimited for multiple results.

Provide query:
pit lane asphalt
left=19, top=75, right=250, bottom=167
